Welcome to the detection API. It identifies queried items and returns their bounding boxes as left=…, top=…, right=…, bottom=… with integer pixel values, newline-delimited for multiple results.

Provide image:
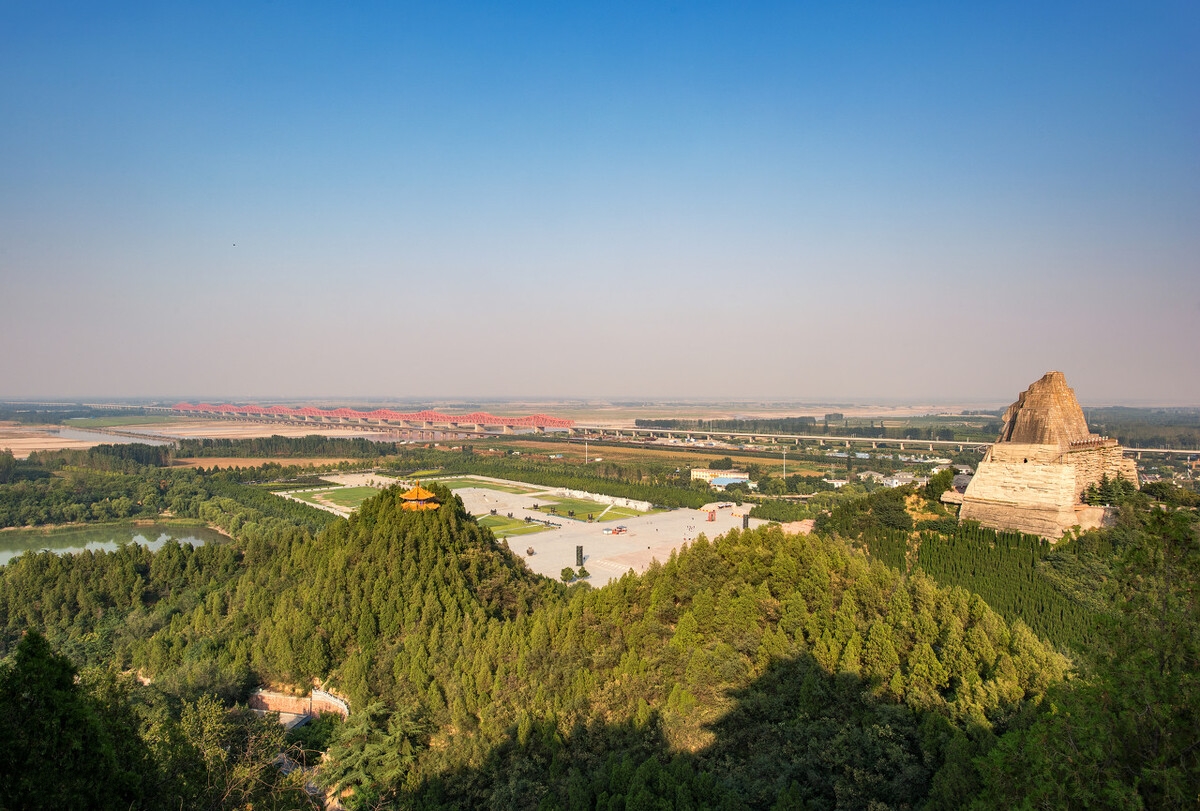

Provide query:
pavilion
left=400, top=484, right=440, bottom=511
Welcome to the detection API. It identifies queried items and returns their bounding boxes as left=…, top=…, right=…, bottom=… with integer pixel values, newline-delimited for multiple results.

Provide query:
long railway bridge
left=156, top=404, right=1193, bottom=458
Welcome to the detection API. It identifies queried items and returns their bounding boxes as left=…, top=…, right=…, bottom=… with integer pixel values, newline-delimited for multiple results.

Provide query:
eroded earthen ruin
left=957, top=371, right=1138, bottom=538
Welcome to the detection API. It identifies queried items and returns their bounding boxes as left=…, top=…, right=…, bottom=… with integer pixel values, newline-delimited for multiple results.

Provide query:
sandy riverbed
left=0, top=423, right=105, bottom=458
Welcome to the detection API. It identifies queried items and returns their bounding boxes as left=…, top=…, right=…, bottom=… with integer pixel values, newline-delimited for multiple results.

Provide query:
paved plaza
left=275, top=473, right=766, bottom=584
left=449, top=480, right=766, bottom=584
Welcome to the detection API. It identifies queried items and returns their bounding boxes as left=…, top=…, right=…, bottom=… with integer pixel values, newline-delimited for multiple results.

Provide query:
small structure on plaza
left=957, top=371, right=1138, bottom=538
left=400, top=483, right=440, bottom=511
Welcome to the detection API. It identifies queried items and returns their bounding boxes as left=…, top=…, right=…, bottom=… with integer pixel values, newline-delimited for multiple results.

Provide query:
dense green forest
left=0, top=446, right=1196, bottom=808
left=0, top=405, right=153, bottom=425
left=177, top=435, right=405, bottom=459
left=808, top=484, right=1193, bottom=652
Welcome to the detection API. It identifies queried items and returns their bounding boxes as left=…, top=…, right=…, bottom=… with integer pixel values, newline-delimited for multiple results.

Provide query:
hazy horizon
left=3, top=3, right=1197, bottom=404
left=3, top=388, right=1197, bottom=412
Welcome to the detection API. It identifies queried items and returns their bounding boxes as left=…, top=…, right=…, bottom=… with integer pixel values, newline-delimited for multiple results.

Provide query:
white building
left=691, top=468, right=750, bottom=484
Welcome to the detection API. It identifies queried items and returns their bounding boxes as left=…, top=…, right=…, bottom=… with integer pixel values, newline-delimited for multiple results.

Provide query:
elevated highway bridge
left=151, top=404, right=1194, bottom=458
left=572, top=425, right=989, bottom=453
left=171, top=402, right=574, bottom=433
left=571, top=426, right=1194, bottom=458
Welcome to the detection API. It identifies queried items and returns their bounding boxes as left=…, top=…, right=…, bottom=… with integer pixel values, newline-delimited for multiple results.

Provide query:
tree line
left=177, top=435, right=403, bottom=459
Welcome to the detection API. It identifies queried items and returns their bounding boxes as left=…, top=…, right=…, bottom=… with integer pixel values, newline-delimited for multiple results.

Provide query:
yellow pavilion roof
left=401, top=485, right=438, bottom=502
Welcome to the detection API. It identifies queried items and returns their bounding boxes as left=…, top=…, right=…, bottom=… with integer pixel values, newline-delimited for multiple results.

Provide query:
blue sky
left=2, top=2, right=1197, bottom=404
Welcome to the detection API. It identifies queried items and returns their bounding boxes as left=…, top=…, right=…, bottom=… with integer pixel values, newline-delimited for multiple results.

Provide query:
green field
left=406, top=469, right=444, bottom=478
left=531, top=496, right=663, bottom=522
left=288, top=490, right=331, bottom=507
left=433, top=477, right=539, bottom=494
left=317, top=486, right=382, bottom=509
left=596, top=503, right=660, bottom=521
left=477, top=514, right=552, bottom=538
left=287, top=486, right=383, bottom=511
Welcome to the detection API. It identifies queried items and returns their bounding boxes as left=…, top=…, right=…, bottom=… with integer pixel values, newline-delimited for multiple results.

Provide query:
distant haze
left=2, top=4, right=1197, bottom=405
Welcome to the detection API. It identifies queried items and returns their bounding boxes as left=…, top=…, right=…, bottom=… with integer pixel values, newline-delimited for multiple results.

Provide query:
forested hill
left=0, top=477, right=1067, bottom=808
left=0, top=466, right=1196, bottom=809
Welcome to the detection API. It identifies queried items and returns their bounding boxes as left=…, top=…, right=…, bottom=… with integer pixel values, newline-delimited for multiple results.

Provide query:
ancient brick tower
left=958, top=371, right=1139, bottom=538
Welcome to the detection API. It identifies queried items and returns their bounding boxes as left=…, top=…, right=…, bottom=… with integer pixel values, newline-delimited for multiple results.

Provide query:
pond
left=0, top=523, right=228, bottom=567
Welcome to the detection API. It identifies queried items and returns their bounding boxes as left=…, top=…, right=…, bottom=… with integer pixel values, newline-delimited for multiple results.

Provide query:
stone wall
left=960, top=449, right=1134, bottom=538
left=960, top=461, right=1080, bottom=537
left=248, top=688, right=350, bottom=720
left=988, top=443, right=1066, bottom=465
left=957, top=371, right=1138, bottom=539
left=552, top=488, right=653, bottom=513
left=1065, top=445, right=1139, bottom=499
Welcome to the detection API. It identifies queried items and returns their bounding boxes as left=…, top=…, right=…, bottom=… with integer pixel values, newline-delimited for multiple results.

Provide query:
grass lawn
left=406, top=469, right=444, bottom=478
left=530, top=497, right=662, bottom=523
left=533, top=496, right=616, bottom=521
left=286, top=486, right=381, bottom=511
left=318, top=486, right=384, bottom=510
left=593, top=504, right=656, bottom=522
left=433, top=477, right=538, bottom=494
left=477, top=514, right=552, bottom=538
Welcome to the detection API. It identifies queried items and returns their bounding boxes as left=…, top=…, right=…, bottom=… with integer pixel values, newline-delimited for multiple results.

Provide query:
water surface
left=56, top=428, right=172, bottom=446
left=0, top=523, right=226, bottom=566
